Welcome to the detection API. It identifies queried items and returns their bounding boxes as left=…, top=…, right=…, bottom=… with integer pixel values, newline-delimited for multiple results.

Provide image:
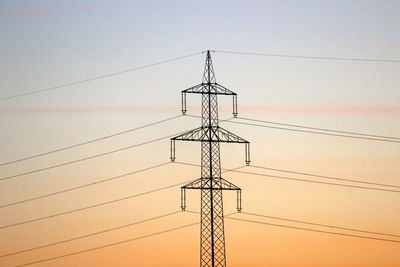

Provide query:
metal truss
left=180, top=55, right=238, bottom=117
left=182, top=83, right=237, bottom=95
left=171, top=50, right=250, bottom=267
left=171, top=126, right=250, bottom=164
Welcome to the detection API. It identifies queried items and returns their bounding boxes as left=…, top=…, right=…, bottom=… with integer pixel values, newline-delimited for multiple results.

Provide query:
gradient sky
left=0, top=1, right=399, bottom=266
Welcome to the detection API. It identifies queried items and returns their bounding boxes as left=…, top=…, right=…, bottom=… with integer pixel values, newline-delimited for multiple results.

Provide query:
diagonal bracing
left=171, top=50, right=250, bottom=267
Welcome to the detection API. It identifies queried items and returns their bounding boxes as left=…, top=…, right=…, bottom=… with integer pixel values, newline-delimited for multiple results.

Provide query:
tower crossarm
left=180, top=178, right=243, bottom=212
left=182, top=177, right=241, bottom=190
left=171, top=126, right=248, bottom=143
left=182, top=83, right=237, bottom=96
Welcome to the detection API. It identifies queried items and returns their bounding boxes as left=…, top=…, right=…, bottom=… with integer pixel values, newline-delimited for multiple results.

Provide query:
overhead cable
left=215, top=50, right=400, bottom=63
left=0, top=115, right=181, bottom=167
left=225, top=120, right=400, bottom=143
left=0, top=52, right=203, bottom=101
left=13, top=221, right=199, bottom=267
left=175, top=162, right=400, bottom=193
left=241, top=211, right=400, bottom=238
left=12, top=210, right=398, bottom=266
left=187, top=210, right=400, bottom=242
left=0, top=132, right=181, bottom=182
left=0, top=181, right=187, bottom=230
left=0, top=211, right=181, bottom=258
left=226, top=216, right=400, bottom=243
left=232, top=169, right=400, bottom=193
left=250, top=165, right=400, bottom=189
left=237, top=116, right=400, bottom=141
left=187, top=114, right=400, bottom=143
left=0, top=162, right=171, bottom=209
left=0, top=165, right=245, bottom=229
left=12, top=211, right=237, bottom=267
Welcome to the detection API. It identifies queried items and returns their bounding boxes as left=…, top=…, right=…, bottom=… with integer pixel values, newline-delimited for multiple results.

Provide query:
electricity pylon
left=170, top=50, right=250, bottom=267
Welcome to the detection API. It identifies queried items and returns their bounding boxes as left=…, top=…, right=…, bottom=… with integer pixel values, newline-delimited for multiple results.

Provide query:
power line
left=13, top=221, right=199, bottom=267
left=237, top=116, right=400, bottom=141
left=0, top=162, right=170, bottom=209
left=3, top=49, right=397, bottom=102
left=11, top=210, right=398, bottom=267
left=0, top=52, right=204, bottom=101
left=233, top=169, right=400, bottom=193
left=250, top=165, right=400, bottom=189
left=225, top=216, right=400, bottom=243
left=187, top=114, right=400, bottom=143
left=0, top=132, right=181, bottom=182
left=0, top=211, right=181, bottom=258
left=241, top=211, right=400, bottom=238
left=175, top=162, right=400, bottom=193
left=214, top=50, right=400, bottom=63
left=1, top=163, right=244, bottom=209
left=187, top=210, right=400, bottom=242
left=12, top=211, right=238, bottom=267
left=0, top=115, right=182, bottom=167
left=0, top=181, right=188, bottom=230
left=224, top=119, right=400, bottom=143
left=3, top=115, right=394, bottom=184
left=0, top=165, right=245, bottom=229
left=223, top=117, right=399, bottom=189
left=172, top=136, right=399, bottom=188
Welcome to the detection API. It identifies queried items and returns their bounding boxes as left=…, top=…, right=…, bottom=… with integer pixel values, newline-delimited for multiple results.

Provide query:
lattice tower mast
left=170, top=50, right=250, bottom=267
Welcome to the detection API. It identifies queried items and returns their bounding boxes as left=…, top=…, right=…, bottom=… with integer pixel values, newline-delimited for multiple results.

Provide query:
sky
left=0, top=0, right=399, bottom=266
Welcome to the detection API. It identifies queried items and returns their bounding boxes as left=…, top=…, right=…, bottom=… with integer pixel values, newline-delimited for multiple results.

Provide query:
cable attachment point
left=170, top=139, right=176, bottom=162
left=237, top=190, right=242, bottom=212
left=245, top=142, right=251, bottom=166
left=181, top=92, right=187, bottom=115
left=181, top=188, right=186, bottom=211
left=233, top=95, right=238, bottom=118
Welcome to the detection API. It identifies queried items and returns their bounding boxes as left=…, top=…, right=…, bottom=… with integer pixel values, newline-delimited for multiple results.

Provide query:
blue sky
left=1, top=0, right=399, bottom=109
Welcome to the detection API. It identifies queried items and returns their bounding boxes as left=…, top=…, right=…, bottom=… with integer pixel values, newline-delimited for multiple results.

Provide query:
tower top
left=203, top=50, right=216, bottom=84
left=182, top=51, right=236, bottom=96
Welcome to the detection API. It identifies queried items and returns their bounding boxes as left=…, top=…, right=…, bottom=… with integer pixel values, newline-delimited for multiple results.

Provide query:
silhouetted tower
left=170, top=50, right=250, bottom=267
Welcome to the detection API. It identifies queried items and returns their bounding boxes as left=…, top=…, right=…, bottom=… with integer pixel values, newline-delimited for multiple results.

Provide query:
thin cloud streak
left=0, top=106, right=178, bottom=115
left=1, top=106, right=400, bottom=115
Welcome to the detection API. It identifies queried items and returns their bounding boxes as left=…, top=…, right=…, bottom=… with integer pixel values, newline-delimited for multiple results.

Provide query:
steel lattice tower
left=170, top=50, right=250, bottom=267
